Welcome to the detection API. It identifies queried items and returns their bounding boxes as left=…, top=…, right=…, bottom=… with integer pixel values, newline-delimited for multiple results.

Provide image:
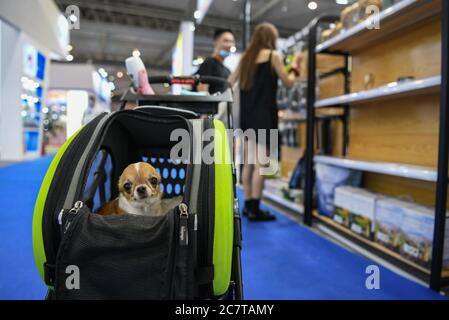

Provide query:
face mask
left=219, top=49, right=231, bottom=59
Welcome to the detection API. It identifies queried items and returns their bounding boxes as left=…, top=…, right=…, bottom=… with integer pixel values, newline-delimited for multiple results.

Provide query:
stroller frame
left=32, top=75, right=243, bottom=300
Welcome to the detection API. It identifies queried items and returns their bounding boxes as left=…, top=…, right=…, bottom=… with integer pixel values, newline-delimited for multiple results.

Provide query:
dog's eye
left=149, top=177, right=158, bottom=186
left=123, top=182, right=132, bottom=191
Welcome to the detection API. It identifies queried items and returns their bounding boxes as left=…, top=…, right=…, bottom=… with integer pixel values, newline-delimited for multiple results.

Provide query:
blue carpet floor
left=0, top=156, right=446, bottom=299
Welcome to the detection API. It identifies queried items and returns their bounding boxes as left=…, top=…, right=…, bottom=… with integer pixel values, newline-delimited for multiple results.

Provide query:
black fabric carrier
left=43, top=110, right=198, bottom=299
left=55, top=207, right=177, bottom=299
left=34, top=77, right=243, bottom=300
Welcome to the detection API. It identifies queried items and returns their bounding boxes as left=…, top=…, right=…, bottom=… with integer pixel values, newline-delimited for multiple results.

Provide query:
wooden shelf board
left=315, top=76, right=440, bottom=108
left=316, top=0, right=441, bottom=53
left=314, top=155, right=437, bottom=182
left=263, top=190, right=304, bottom=214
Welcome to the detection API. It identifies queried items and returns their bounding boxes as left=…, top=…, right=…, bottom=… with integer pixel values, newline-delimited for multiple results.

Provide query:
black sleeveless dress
left=240, top=51, right=278, bottom=145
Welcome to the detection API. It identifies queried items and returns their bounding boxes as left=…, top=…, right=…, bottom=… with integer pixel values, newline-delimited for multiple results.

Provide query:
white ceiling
left=53, top=0, right=346, bottom=94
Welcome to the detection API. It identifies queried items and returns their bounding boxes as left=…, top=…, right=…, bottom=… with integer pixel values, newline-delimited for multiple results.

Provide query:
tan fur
left=97, top=162, right=182, bottom=216
left=96, top=198, right=126, bottom=215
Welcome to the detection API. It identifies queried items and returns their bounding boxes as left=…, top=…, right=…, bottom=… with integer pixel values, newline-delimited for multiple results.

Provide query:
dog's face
left=118, top=162, right=161, bottom=207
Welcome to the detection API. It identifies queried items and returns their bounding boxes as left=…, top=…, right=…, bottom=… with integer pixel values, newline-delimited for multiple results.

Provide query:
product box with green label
left=399, top=204, right=449, bottom=269
left=334, top=186, right=377, bottom=239
left=374, top=198, right=411, bottom=253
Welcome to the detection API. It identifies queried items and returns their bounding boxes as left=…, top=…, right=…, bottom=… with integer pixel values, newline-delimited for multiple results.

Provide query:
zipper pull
left=63, top=201, right=84, bottom=234
left=70, top=201, right=84, bottom=214
left=178, top=203, right=189, bottom=246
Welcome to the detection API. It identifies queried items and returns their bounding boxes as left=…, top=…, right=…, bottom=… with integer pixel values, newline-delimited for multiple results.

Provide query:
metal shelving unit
left=303, top=0, right=449, bottom=291
left=314, top=156, right=438, bottom=182
left=262, top=190, right=304, bottom=214
left=315, top=76, right=441, bottom=108
left=316, top=0, right=441, bottom=53
left=312, top=211, right=449, bottom=278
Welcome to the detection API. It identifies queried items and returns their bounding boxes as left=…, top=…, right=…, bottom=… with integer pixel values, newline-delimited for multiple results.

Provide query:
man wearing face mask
left=196, top=28, right=235, bottom=94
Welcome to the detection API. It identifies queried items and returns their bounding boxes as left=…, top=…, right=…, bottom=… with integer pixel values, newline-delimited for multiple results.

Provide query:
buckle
left=44, top=262, right=56, bottom=286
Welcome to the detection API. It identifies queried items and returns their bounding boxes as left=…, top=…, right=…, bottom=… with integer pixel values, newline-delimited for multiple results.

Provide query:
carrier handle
left=148, top=75, right=230, bottom=90
left=134, top=105, right=199, bottom=119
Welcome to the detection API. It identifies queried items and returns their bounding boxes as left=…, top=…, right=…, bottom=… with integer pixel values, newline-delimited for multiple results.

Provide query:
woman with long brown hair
left=230, top=22, right=302, bottom=221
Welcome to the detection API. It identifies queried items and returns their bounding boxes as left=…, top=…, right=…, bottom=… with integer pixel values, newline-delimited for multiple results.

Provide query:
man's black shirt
left=195, top=56, right=230, bottom=94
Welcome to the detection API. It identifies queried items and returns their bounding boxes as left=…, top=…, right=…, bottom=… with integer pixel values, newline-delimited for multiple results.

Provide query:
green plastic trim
left=32, top=127, right=83, bottom=284
left=212, top=119, right=234, bottom=296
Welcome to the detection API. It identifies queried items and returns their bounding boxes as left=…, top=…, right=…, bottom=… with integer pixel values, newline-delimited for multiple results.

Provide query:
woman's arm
left=272, top=51, right=301, bottom=89
left=228, top=64, right=240, bottom=87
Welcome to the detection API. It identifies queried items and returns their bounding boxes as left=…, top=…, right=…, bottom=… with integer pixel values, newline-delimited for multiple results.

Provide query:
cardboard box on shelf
left=443, top=238, right=449, bottom=271
left=358, top=0, right=384, bottom=21
left=264, top=178, right=288, bottom=198
left=399, top=204, right=449, bottom=269
left=334, top=207, right=351, bottom=227
left=334, top=186, right=377, bottom=239
left=374, top=198, right=412, bottom=252
left=316, top=164, right=362, bottom=218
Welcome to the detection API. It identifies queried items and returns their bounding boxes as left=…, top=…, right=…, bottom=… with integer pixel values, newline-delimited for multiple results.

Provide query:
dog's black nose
left=137, top=186, right=147, bottom=195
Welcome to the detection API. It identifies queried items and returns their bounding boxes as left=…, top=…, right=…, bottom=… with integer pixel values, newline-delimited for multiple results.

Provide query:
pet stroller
left=32, top=75, right=243, bottom=300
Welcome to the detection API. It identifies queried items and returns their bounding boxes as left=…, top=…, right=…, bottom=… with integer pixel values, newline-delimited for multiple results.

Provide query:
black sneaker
left=242, top=199, right=255, bottom=217
left=248, top=209, right=276, bottom=221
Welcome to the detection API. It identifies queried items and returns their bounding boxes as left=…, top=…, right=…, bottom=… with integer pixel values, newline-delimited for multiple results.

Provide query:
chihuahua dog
left=97, top=162, right=181, bottom=216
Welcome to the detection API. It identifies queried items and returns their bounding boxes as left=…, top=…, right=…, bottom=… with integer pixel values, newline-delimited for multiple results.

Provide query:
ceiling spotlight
left=69, top=14, right=78, bottom=22
left=336, top=0, right=348, bottom=4
left=193, top=10, right=201, bottom=20
left=281, top=0, right=288, bottom=12
left=308, top=1, right=318, bottom=10
left=66, top=44, right=73, bottom=52
left=66, top=54, right=74, bottom=61
left=132, top=49, right=141, bottom=57
left=116, top=71, right=124, bottom=78
left=190, top=24, right=196, bottom=32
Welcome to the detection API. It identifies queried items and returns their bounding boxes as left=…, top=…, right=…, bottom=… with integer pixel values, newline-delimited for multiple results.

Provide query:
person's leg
left=242, top=163, right=253, bottom=199
left=247, top=143, right=276, bottom=221
left=242, top=140, right=254, bottom=216
left=251, top=162, right=264, bottom=199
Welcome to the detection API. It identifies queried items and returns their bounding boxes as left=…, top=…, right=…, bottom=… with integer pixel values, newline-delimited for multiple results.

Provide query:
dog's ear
left=117, top=170, right=126, bottom=192
left=117, top=174, right=123, bottom=192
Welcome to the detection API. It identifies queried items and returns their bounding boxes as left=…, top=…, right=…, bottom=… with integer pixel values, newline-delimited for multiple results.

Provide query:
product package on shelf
left=264, top=178, right=303, bottom=204
left=445, top=244, right=449, bottom=270
left=330, top=22, right=343, bottom=39
left=340, top=0, right=383, bottom=31
left=334, top=186, right=378, bottom=239
left=282, top=188, right=303, bottom=204
left=288, top=156, right=305, bottom=190
left=289, top=81, right=306, bottom=112
left=276, top=84, right=290, bottom=110
left=358, top=0, right=384, bottom=21
left=383, top=0, right=398, bottom=10
left=374, top=198, right=412, bottom=252
left=320, top=22, right=341, bottom=43
left=320, top=28, right=333, bottom=43
left=264, top=178, right=288, bottom=198
left=399, top=204, right=449, bottom=269
left=315, top=163, right=362, bottom=218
